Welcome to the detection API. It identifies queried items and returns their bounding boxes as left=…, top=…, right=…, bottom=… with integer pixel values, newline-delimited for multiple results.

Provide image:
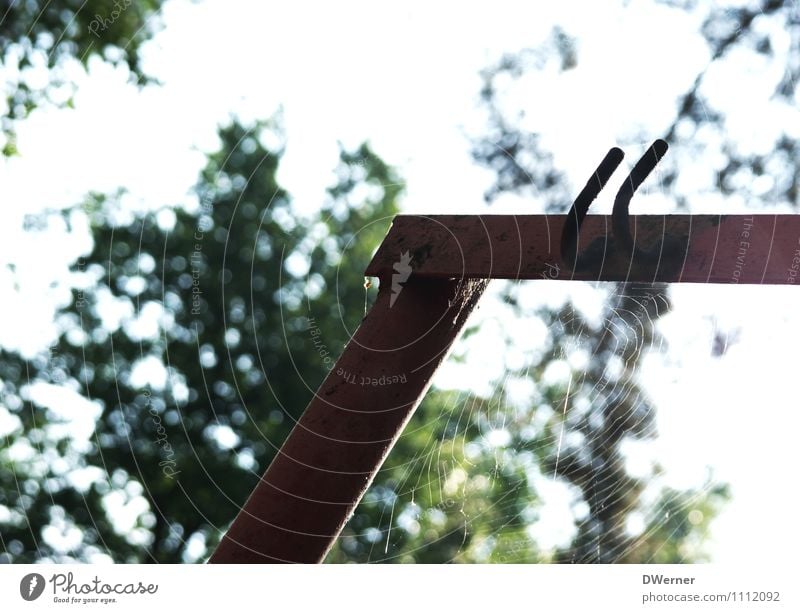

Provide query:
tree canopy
left=1, top=0, right=165, bottom=152
left=5, top=0, right=795, bottom=563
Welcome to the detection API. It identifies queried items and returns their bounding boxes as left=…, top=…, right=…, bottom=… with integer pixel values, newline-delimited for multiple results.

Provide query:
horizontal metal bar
left=365, top=214, right=800, bottom=285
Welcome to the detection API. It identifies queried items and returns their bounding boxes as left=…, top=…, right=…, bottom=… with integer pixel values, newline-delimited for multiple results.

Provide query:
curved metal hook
left=560, top=147, right=625, bottom=271
left=612, top=139, right=669, bottom=263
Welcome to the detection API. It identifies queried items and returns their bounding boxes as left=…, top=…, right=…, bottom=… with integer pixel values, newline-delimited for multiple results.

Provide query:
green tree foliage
left=327, top=284, right=728, bottom=563
left=539, top=289, right=729, bottom=563
left=0, top=114, right=724, bottom=563
left=473, top=1, right=799, bottom=210
left=327, top=388, right=547, bottom=563
left=0, top=0, right=165, bottom=150
left=0, top=121, right=404, bottom=561
left=454, top=0, right=798, bottom=563
left=462, top=1, right=800, bottom=562
left=4, top=0, right=774, bottom=564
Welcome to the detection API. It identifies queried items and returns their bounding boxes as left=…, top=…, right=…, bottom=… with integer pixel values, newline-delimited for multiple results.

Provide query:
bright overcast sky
left=1, top=0, right=799, bottom=563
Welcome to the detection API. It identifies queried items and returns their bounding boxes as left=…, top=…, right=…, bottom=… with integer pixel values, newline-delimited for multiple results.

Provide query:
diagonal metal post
left=210, top=274, right=487, bottom=563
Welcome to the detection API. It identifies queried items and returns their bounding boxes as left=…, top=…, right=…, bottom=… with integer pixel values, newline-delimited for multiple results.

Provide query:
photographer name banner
left=0, top=564, right=794, bottom=612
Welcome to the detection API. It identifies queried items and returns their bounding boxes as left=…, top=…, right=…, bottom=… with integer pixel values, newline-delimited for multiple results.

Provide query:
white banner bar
left=1, top=564, right=794, bottom=612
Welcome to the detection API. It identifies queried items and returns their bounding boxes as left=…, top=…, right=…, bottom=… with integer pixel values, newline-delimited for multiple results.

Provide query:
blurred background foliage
left=0, top=0, right=165, bottom=151
left=3, top=0, right=797, bottom=563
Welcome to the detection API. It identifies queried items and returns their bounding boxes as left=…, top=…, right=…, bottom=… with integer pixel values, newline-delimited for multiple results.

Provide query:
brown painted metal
left=366, top=214, right=800, bottom=285
left=210, top=210, right=800, bottom=564
left=209, top=275, right=488, bottom=563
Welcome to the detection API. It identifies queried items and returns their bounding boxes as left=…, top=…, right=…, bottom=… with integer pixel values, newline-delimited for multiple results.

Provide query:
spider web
left=336, top=279, right=770, bottom=563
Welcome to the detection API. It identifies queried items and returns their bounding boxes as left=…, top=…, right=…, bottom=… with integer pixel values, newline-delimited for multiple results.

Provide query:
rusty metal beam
left=209, top=276, right=488, bottom=563
left=366, top=214, right=800, bottom=285
left=210, top=210, right=800, bottom=564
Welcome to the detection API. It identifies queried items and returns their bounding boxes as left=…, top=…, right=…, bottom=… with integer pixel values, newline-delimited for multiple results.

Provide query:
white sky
left=1, top=0, right=799, bottom=563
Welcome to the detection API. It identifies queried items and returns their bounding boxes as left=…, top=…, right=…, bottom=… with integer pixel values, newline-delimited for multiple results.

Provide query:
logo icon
left=20, top=573, right=45, bottom=601
left=390, top=251, right=413, bottom=307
